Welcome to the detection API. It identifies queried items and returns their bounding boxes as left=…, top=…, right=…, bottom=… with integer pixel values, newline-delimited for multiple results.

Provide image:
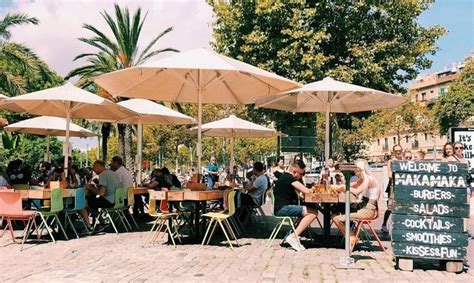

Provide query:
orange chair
left=350, top=209, right=387, bottom=254
left=0, top=191, right=39, bottom=250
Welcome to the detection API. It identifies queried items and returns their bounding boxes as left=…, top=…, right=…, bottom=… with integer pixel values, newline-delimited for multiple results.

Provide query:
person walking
left=381, top=144, right=403, bottom=234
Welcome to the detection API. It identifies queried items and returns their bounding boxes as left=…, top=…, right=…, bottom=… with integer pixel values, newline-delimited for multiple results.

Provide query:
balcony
left=412, top=141, right=419, bottom=149
left=382, top=144, right=389, bottom=151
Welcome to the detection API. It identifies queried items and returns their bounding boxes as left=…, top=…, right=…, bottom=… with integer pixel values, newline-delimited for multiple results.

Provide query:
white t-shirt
left=115, top=166, right=134, bottom=197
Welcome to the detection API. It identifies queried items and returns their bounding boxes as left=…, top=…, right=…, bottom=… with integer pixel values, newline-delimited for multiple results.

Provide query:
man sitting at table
left=239, top=161, right=268, bottom=221
left=80, top=160, right=122, bottom=231
left=273, top=160, right=318, bottom=251
left=111, top=156, right=133, bottom=200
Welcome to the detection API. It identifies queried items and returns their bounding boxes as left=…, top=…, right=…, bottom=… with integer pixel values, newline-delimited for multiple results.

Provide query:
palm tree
left=67, top=3, right=178, bottom=166
left=0, top=13, right=51, bottom=96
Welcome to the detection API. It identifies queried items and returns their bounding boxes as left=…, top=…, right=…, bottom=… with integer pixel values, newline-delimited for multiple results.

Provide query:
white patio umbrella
left=187, top=114, right=283, bottom=170
left=112, top=98, right=196, bottom=182
left=255, top=76, right=407, bottom=266
left=0, top=93, right=8, bottom=100
left=4, top=116, right=98, bottom=162
left=0, top=83, right=136, bottom=175
left=94, top=48, right=300, bottom=173
left=256, top=77, right=407, bottom=161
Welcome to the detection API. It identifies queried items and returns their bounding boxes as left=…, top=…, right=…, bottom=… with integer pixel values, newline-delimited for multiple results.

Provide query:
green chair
left=201, top=189, right=239, bottom=250
left=36, top=188, right=68, bottom=243
left=94, top=187, right=129, bottom=234
left=265, top=190, right=301, bottom=248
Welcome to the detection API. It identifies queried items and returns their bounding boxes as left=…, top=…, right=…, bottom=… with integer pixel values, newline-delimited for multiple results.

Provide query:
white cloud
left=2, top=0, right=214, bottom=152
left=4, top=0, right=215, bottom=77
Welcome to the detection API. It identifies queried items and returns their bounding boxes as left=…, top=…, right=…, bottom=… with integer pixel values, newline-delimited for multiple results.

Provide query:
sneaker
left=285, top=234, right=304, bottom=251
left=381, top=224, right=389, bottom=234
left=78, top=226, right=93, bottom=235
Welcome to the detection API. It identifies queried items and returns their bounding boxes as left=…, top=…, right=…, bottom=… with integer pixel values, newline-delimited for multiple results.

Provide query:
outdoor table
left=19, top=188, right=76, bottom=200
left=304, top=192, right=359, bottom=239
left=133, top=188, right=224, bottom=242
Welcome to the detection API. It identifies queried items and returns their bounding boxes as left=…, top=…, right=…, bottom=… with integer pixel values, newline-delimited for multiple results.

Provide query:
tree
left=434, top=57, right=474, bottom=135
left=0, top=13, right=53, bottom=96
left=66, top=3, right=178, bottom=168
left=208, top=0, right=446, bottom=159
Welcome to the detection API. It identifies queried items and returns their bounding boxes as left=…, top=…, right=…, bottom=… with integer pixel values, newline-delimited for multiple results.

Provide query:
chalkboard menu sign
left=391, top=161, right=469, bottom=263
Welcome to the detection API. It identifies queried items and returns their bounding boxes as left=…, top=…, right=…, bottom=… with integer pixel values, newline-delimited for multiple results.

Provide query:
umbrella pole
left=197, top=70, right=203, bottom=180
left=45, top=135, right=51, bottom=162
left=325, top=106, right=330, bottom=162
left=64, top=108, right=71, bottom=178
left=137, top=121, right=143, bottom=183
left=230, top=136, right=235, bottom=179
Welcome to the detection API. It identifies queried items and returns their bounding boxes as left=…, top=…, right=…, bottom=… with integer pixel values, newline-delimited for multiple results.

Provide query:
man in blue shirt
left=239, top=161, right=268, bottom=221
left=206, top=156, right=219, bottom=189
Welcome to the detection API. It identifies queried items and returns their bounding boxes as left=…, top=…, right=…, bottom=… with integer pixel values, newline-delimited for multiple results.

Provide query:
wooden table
left=19, top=188, right=76, bottom=200
left=134, top=188, right=224, bottom=242
left=304, top=192, right=359, bottom=239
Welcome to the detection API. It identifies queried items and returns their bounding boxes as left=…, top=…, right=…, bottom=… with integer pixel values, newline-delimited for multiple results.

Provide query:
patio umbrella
left=94, top=48, right=300, bottom=173
left=255, top=77, right=407, bottom=161
left=255, top=76, right=407, bottom=265
left=112, top=98, right=196, bottom=182
left=0, top=93, right=7, bottom=100
left=187, top=115, right=283, bottom=171
left=4, top=116, right=98, bottom=162
left=0, top=83, right=136, bottom=175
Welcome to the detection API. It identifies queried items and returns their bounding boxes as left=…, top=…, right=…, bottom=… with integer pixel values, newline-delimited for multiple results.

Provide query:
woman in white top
left=333, top=159, right=380, bottom=244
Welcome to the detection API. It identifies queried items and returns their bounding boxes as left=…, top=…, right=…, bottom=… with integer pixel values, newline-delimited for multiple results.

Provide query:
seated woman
left=332, top=159, right=380, bottom=245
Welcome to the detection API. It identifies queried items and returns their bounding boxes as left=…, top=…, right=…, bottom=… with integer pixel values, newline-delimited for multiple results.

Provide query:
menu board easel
left=391, top=161, right=469, bottom=272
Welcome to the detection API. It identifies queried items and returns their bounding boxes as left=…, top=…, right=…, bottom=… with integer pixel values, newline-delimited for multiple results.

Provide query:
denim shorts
left=276, top=205, right=304, bottom=217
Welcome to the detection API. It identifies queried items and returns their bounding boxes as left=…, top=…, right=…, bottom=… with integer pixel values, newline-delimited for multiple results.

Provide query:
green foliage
left=67, top=3, right=178, bottom=167
left=364, top=101, right=438, bottom=140
left=1, top=132, right=20, bottom=150
left=0, top=12, right=56, bottom=96
left=434, top=57, right=474, bottom=135
left=0, top=135, right=62, bottom=170
left=208, top=0, right=446, bottom=159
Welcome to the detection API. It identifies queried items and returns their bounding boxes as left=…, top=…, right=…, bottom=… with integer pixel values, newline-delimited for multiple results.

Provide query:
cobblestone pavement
left=1, top=200, right=473, bottom=282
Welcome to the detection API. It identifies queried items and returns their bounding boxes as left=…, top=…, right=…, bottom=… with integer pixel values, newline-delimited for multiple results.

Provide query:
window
left=421, top=92, right=426, bottom=101
left=440, top=87, right=446, bottom=95
left=384, top=138, right=388, bottom=149
left=405, top=136, right=409, bottom=143
left=393, top=137, right=397, bottom=144
left=424, top=133, right=428, bottom=141
left=377, top=139, right=380, bottom=146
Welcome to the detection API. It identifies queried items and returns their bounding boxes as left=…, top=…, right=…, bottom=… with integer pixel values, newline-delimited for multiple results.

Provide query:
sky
left=0, top=0, right=472, bottom=151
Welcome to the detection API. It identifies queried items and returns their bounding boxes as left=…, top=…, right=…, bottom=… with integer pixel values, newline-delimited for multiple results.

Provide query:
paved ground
left=1, top=200, right=474, bottom=282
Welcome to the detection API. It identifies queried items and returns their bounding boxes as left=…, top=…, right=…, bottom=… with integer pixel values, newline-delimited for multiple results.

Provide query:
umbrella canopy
left=188, top=115, right=281, bottom=138
left=0, top=93, right=8, bottom=100
left=5, top=116, right=98, bottom=162
left=256, top=76, right=407, bottom=113
left=116, top=98, right=196, bottom=125
left=0, top=83, right=136, bottom=120
left=187, top=115, right=282, bottom=171
left=255, top=76, right=407, bottom=267
left=0, top=83, right=136, bottom=174
left=113, top=98, right=196, bottom=182
left=4, top=116, right=97, bottom=137
left=255, top=76, right=407, bottom=160
left=94, top=48, right=300, bottom=171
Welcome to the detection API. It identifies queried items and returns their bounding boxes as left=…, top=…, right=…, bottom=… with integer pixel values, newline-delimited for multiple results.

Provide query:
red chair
left=350, top=209, right=388, bottom=254
left=0, top=191, right=39, bottom=250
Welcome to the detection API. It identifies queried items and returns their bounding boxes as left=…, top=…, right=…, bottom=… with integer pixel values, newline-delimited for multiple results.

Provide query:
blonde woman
left=333, top=159, right=380, bottom=245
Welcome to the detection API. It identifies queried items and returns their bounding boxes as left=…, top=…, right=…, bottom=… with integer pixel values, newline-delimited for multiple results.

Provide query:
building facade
left=366, top=60, right=466, bottom=161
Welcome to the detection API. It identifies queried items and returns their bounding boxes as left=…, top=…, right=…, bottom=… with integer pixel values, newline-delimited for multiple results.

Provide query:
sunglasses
left=394, top=150, right=402, bottom=153
left=455, top=146, right=464, bottom=150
